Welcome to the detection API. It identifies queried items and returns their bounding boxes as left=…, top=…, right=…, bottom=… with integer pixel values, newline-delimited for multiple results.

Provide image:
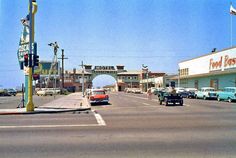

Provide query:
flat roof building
left=178, top=47, right=236, bottom=90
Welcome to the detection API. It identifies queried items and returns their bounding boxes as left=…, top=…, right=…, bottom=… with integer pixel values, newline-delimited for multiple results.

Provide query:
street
left=0, top=92, right=236, bottom=158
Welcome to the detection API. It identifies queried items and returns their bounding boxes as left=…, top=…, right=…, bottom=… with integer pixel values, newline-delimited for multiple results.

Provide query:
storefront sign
left=94, top=66, right=115, bottom=71
left=209, top=55, right=236, bottom=71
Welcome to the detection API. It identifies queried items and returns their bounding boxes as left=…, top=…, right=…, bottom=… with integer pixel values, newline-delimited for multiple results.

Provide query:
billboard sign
left=34, top=61, right=60, bottom=76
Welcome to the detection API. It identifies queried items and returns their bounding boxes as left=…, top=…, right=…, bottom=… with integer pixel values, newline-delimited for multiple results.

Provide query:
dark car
left=157, top=90, right=183, bottom=106
left=178, top=91, right=189, bottom=98
left=7, top=89, right=17, bottom=96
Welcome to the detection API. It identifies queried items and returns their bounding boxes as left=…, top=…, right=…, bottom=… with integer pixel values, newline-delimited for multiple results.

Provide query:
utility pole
left=79, top=61, right=85, bottom=97
left=178, top=69, right=180, bottom=88
left=58, top=49, right=68, bottom=93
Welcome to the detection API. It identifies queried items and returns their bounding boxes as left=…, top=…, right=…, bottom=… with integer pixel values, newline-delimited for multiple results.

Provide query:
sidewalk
left=0, top=92, right=91, bottom=115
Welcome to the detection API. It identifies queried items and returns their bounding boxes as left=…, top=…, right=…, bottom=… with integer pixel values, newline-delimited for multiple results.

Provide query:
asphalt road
left=0, top=92, right=236, bottom=158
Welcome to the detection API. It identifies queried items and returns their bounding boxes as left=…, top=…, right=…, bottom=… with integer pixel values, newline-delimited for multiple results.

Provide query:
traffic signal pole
left=26, top=0, right=37, bottom=112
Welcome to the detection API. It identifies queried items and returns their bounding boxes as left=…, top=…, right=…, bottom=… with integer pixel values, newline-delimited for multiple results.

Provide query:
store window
left=210, top=79, right=219, bottom=90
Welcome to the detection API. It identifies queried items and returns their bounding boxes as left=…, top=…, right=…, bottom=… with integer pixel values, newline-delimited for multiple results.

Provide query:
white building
left=178, top=47, right=236, bottom=90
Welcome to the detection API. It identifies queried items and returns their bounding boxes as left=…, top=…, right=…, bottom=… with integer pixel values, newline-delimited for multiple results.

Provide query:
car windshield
left=205, top=89, right=215, bottom=92
left=93, top=91, right=105, bottom=95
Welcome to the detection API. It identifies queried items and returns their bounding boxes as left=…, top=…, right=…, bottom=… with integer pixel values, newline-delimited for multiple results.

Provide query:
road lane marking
left=184, top=104, right=190, bottom=107
left=92, top=110, right=106, bottom=126
left=0, top=124, right=102, bottom=129
left=142, top=103, right=150, bottom=105
left=0, top=111, right=107, bottom=129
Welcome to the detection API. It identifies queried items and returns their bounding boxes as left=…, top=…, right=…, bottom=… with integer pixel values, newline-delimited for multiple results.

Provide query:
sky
left=0, top=0, right=234, bottom=88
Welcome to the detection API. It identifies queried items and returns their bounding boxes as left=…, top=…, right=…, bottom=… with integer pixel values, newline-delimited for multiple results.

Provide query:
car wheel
left=203, top=96, right=206, bottom=100
left=159, top=100, right=162, bottom=105
left=228, top=98, right=232, bottom=103
left=217, top=96, right=221, bottom=102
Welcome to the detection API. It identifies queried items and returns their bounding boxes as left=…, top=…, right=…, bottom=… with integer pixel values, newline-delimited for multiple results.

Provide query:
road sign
left=17, top=25, right=36, bottom=69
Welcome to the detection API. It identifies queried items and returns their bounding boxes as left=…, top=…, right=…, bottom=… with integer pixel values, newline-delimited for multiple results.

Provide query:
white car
left=195, top=87, right=217, bottom=100
left=36, top=88, right=54, bottom=96
left=150, top=87, right=157, bottom=93
left=175, top=87, right=186, bottom=94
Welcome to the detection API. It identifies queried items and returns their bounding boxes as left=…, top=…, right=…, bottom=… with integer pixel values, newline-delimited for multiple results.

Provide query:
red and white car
left=89, top=89, right=109, bottom=104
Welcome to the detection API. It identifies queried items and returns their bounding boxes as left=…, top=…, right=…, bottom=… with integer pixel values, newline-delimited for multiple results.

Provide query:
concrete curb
left=0, top=107, right=91, bottom=115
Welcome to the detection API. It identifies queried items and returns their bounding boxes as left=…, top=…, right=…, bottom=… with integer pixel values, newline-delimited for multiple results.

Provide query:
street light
left=48, top=42, right=59, bottom=98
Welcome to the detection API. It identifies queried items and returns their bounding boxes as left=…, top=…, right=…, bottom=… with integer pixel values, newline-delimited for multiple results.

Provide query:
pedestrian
left=147, top=88, right=152, bottom=100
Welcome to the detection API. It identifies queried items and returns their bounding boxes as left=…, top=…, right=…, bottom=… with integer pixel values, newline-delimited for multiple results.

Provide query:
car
left=0, top=89, right=10, bottom=96
left=131, top=88, right=142, bottom=94
left=153, top=87, right=165, bottom=95
left=175, top=87, right=186, bottom=94
left=89, top=89, right=109, bottom=104
left=7, top=89, right=17, bottom=96
left=150, top=87, right=157, bottom=93
left=185, top=88, right=198, bottom=98
left=125, top=88, right=133, bottom=93
left=217, top=87, right=236, bottom=102
left=157, top=88, right=183, bottom=106
left=36, top=88, right=54, bottom=96
left=195, top=87, right=217, bottom=100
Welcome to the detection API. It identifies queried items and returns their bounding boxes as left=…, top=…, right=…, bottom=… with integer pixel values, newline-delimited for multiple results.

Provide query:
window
left=210, top=79, right=218, bottom=90
left=180, top=68, right=189, bottom=76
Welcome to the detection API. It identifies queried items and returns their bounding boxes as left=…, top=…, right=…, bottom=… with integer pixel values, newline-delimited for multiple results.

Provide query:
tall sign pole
left=26, top=0, right=37, bottom=112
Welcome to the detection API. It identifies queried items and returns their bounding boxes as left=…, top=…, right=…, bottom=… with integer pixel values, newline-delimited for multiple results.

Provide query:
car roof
left=201, top=87, right=215, bottom=89
left=224, top=87, right=236, bottom=89
left=91, top=89, right=105, bottom=92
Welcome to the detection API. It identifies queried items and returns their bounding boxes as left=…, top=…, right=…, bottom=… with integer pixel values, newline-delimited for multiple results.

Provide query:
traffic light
left=33, top=55, right=39, bottom=67
left=33, top=74, right=40, bottom=80
left=24, top=54, right=29, bottom=67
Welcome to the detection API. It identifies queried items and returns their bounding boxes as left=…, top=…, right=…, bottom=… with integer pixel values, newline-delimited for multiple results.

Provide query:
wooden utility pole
left=58, top=49, right=68, bottom=91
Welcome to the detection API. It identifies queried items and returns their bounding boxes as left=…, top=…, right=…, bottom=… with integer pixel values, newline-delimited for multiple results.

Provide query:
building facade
left=178, top=47, right=236, bottom=90
left=64, top=65, right=147, bottom=92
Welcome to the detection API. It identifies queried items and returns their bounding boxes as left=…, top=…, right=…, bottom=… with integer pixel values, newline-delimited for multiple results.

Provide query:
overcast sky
left=0, top=0, right=234, bottom=88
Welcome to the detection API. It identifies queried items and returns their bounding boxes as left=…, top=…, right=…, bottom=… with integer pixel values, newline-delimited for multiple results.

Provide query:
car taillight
left=90, top=96, right=95, bottom=100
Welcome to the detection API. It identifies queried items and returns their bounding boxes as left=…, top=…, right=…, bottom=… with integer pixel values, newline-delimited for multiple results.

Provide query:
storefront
left=178, top=47, right=236, bottom=90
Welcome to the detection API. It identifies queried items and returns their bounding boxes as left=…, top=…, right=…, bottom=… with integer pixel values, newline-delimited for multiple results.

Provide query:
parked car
left=131, top=88, right=142, bottom=94
left=217, top=87, right=236, bottom=102
left=185, top=88, right=198, bottom=98
left=0, top=89, right=10, bottom=96
left=7, top=88, right=17, bottom=96
left=175, top=87, right=186, bottom=94
left=178, top=91, right=189, bottom=98
left=89, top=89, right=109, bottom=105
left=36, top=88, right=54, bottom=96
left=195, top=87, right=217, bottom=100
